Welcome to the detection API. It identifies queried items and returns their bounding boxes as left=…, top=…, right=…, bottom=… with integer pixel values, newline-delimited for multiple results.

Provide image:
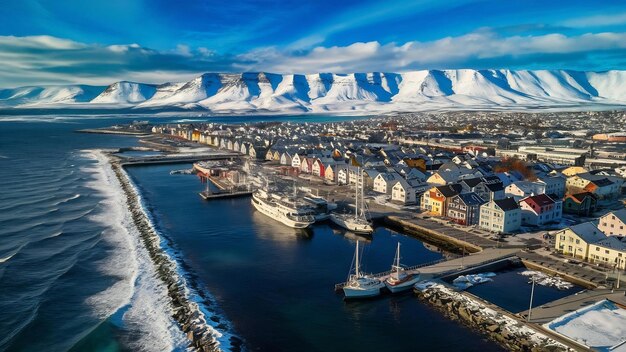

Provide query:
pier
left=198, top=190, right=253, bottom=200
left=198, top=175, right=253, bottom=200
left=334, top=248, right=520, bottom=291
left=118, top=152, right=240, bottom=166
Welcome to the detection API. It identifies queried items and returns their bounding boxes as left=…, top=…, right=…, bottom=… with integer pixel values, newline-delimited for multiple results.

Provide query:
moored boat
left=251, top=188, right=315, bottom=229
left=384, top=243, right=420, bottom=293
left=343, top=240, right=384, bottom=299
left=330, top=168, right=373, bottom=234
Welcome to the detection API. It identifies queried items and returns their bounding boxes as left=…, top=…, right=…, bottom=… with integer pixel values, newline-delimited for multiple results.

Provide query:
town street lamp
left=527, top=275, right=536, bottom=322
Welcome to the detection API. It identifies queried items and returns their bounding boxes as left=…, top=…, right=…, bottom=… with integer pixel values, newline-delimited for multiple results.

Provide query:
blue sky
left=1, top=0, right=626, bottom=87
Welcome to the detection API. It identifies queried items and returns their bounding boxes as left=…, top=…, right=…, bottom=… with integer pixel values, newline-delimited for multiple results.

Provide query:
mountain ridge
left=2, top=69, right=626, bottom=113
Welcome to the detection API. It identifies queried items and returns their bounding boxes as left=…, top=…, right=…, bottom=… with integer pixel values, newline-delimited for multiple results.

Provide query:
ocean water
left=1, top=115, right=502, bottom=352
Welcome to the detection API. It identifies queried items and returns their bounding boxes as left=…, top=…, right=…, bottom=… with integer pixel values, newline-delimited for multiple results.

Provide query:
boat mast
left=360, top=170, right=365, bottom=218
left=354, top=167, right=359, bottom=219
left=355, top=240, right=360, bottom=278
left=395, top=242, right=401, bottom=270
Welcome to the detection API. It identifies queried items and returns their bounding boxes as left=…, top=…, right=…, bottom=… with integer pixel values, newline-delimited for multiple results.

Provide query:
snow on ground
left=519, top=270, right=574, bottom=290
left=545, top=299, right=626, bottom=351
left=452, top=272, right=496, bottom=290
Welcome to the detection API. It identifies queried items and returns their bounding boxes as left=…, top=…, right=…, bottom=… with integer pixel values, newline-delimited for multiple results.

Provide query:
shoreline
left=105, top=151, right=240, bottom=352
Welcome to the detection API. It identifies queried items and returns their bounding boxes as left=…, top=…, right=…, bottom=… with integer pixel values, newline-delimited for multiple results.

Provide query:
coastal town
left=94, top=110, right=626, bottom=351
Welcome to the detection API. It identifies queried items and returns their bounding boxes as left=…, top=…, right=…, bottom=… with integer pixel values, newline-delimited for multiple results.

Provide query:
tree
left=493, top=157, right=536, bottom=180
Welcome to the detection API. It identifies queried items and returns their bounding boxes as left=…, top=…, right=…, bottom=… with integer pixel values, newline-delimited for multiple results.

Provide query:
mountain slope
left=2, top=69, right=626, bottom=112
left=91, top=82, right=157, bottom=104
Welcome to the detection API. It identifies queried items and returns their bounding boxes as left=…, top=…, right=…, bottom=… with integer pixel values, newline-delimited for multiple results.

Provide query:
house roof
left=590, top=178, right=614, bottom=187
left=567, top=222, right=606, bottom=244
left=594, top=236, right=626, bottom=251
left=485, top=182, right=504, bottom=192
left=457, top=192, right=486, bottom=206
left=494, top=197, right=519, bottom=211
left=436, top=184, right=463, bottom=197
left=601, top=209, right=626, bottom=224
left=459, top=177, right=482, bottom=188
left=566, top=192, right=597, bottom=203
left=521, top=193, right=555, bottom=207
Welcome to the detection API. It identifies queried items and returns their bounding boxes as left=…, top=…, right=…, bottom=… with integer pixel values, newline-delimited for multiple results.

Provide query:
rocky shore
left=108, top=156, right=237, bottom=352
left=415, top=283, right=573, bottom=352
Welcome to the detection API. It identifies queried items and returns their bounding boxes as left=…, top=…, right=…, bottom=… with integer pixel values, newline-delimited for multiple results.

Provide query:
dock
left=198, top=175, right=253, bottom=200
left=198, top=190, right=253, bottom=200
left=334, top=248, right=520, bottom=291
left=119, top=152, right=240, bottom=166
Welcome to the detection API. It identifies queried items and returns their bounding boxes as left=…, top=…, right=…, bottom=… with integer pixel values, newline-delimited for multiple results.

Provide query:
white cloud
left=1, top=29, right=626, bottom=88
left=562, top=12, right=626, bottom=28
left=238, top=31, right=626, bottom=73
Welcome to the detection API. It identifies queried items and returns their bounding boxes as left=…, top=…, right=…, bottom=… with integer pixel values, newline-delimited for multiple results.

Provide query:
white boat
left=303, top=195, right=335, bottom=221
left=251, top=188, right=315, bottom=229
left=384, top=243, right=420, bottom=293
left=343, top=240, right=384, bottom=298
left=330, top=168, right=374, bottom=234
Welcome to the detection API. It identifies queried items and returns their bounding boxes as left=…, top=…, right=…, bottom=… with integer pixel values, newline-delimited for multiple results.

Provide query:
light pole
left=527, top=276, right=536, bottom=322
left=617, top=258, right=622, bottom=289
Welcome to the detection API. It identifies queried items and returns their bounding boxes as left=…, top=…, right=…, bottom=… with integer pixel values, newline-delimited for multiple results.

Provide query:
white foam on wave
left=127, top=159, right=238, bottom=350
left=79, top=150, right=187, bottom=351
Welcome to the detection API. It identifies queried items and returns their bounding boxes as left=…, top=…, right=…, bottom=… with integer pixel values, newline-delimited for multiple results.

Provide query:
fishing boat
left=330, top=168, right=374, bottom=234
left=343, top=240, right=384, bottom=299
left=251, top=187, right=315, bottom=229
left=384, top=243, right=420, bottom=293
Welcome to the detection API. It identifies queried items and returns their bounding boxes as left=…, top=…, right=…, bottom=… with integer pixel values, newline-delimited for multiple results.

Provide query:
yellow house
left=588, top=237, right=626, bottom=270
left=561, top=166, right=587, bottom=177
left=554, top=222, right=605, bottom=259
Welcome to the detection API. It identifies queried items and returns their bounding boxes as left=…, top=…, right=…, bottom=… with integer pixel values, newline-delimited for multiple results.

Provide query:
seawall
left=108, top=156, right=232, bottom=352
left=415, top=283, right=577, bottom=352
left=385, top=216, right=483, bottom=254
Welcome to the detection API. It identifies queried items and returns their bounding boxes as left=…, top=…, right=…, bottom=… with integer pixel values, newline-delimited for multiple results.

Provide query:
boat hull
left=251, top=194, right=313, bottom=229
left=385, top=275, right=421, bottom=293
left=330, top=214, right=373, bottom=234
left=343, top=286, right=382, bottom=298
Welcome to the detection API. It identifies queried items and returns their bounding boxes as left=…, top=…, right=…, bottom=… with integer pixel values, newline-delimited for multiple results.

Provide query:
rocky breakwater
left=415, top=283, right=572, bottom=352
left=109, top=158, right=235, bottom=352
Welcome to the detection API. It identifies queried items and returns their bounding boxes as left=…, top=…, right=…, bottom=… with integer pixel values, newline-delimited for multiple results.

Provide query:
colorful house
left=519, top=194, right=562, bottom=226
left=447, top=192, right=485, bottom=225
left=563, top=192, right=597, bottom=216
left=479, top=197, right=521, bottom=233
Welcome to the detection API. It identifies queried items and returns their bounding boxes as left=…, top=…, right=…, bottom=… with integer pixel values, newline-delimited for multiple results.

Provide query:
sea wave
left=80, top=150, right=188, bottom=351
left=123, top=155, right=239, bottom=351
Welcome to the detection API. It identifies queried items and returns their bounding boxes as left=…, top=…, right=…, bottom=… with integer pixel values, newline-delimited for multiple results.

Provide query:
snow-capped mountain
left=91, top=81, right=157, bottom=104
left=2, top=69, right=626, bottom=112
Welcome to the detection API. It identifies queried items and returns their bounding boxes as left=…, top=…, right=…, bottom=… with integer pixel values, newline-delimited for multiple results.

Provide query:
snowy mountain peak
left=2, top=69, right=626, bottom=112
left=91, top=81, right=157, bottom=104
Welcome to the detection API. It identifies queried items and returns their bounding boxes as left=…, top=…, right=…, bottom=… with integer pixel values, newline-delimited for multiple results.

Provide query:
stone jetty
left=109, top=156, right=234, bottom=352
left=415, top=283, right=575, bottom=352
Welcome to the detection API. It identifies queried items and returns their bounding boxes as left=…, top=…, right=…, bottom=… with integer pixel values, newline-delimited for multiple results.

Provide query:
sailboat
left=384, top=242, right=420, bottom=293
left=343, top=240, right=385, bottom=299
left=330, top=168, right=374, bottom=234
